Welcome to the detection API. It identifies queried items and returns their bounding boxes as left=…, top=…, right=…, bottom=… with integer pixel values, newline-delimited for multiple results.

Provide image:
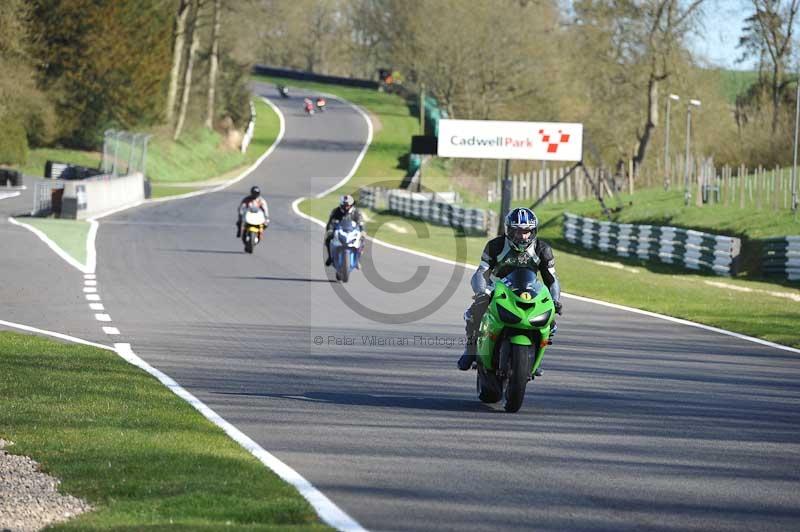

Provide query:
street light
left=684, top=99, right=701, bottom=206
left=664, top=93, right=680, bottom=190
left=792, top=78, right=799, bottom=215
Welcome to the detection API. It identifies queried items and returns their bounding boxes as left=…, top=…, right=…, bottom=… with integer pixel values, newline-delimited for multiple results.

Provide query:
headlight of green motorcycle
left=528, top=310, right=552, bottom=326
left=496, top=303, right=521, bottom=324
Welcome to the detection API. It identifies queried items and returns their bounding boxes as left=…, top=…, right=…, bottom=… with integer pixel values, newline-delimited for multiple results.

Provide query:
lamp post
left=792, top=78, right=799, bottom=215
left=664, top=93, right=680, bottom=190
left=684, top=99, right=701, bottom=206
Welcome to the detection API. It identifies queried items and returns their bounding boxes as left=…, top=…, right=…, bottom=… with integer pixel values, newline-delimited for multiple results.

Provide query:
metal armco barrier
left=761, top=237, right=800, bottom=281
left=563, top=212, right=741, bottom=276
left=360, top=186, right=494, bottom=235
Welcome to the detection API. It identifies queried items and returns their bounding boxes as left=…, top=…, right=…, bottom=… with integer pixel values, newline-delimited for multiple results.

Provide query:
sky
left=688, top=0, right=757, bottom=71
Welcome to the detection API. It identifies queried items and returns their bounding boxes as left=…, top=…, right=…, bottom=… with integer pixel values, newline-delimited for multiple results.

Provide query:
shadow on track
left=219, top=275, right=336, bottom=283
left=215, top=390, right=490, bottom=413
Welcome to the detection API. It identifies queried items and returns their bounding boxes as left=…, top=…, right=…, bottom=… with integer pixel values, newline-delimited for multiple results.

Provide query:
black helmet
left=340, top=194, right=355, bottom=212
left=250, top=186, right=261, bottom=197
left=505, top=207, right=538, bottom=252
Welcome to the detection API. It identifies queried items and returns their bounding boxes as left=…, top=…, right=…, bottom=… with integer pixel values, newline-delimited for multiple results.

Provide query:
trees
left=29, top=0, right=172, bottom=148
left=738, top=0, right=799, bottom=135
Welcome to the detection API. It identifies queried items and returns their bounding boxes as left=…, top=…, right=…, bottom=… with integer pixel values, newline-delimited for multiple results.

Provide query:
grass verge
left=150, top=184, right=204, bottom=199
left=284, top=75, right=800, bottom=348
left=147, top=98, right=281, bottom=185
left=14, top=217, right=90, bottom=267
left=0, top=331, right=329, bottom=531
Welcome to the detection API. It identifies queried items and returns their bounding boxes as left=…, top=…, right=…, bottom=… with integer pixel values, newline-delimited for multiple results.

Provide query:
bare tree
left=166, top=0, right=190, bottom=125
left=739, top=0, right=800, bottom=134
left=174, top=0, right=200, bottom=140
left=205, top=0, right=221, bottom=129
left=632, top=0, right=705, bottom=168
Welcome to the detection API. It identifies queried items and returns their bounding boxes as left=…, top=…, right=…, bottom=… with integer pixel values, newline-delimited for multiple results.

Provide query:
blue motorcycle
left=330, top=218, right=363, bottom=283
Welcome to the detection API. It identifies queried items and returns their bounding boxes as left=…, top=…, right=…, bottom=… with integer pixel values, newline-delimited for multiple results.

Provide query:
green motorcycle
left=476, top=268, right=556, bottom=413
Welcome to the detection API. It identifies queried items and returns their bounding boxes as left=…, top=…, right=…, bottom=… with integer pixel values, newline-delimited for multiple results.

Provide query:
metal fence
left=563, top=212, right=741, bottom=276
left=761, top=237, right=800, bottom=281
left=488, top=166, right=615, bottom=204
left=102, top=129, right=151, bottom=177
left=360, top=186, right=495, bottom=235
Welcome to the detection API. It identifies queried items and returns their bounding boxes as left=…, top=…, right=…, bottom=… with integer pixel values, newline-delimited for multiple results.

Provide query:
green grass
left=716, top=69, right=759, bottom=104
left=287, top=74, right=800, bottom=348
left=9, top=98, right=281, bottom=189
left=16, top=217, right=90, bottom=267
left=148, top=98, right=281, bottom=184
left=0, top=332, right=329, bottom=531
left=359, top=208, right=800, bottom=347
left=16, top=148, right=102, bottom=178
left=150, top=184, right=204, bottom=198
left=519, top=186, right=800, bottom=240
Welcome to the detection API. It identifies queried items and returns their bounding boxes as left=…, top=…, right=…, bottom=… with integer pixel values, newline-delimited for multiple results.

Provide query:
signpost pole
left=498, top=159, right=512, bottom=236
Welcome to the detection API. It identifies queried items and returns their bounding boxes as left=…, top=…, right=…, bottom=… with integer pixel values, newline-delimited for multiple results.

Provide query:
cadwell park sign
left=437, top=119, right=583, bottom=162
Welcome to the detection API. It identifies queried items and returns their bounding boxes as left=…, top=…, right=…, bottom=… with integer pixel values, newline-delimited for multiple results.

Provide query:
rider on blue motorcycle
left=458, top=207, right=562, bottom=372
left=324, top=194, right=365, bottom=266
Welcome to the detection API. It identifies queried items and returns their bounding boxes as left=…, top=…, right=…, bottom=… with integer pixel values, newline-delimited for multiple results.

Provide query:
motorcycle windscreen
left=500, top=268, right=543, bottom=296
left=245, top=210, right=265, bottom=225
left=338, top=218, right=358, bottom=233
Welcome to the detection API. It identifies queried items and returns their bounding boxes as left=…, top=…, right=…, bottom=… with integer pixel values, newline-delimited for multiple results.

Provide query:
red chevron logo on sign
left=538, top=129, right=571, bottom=153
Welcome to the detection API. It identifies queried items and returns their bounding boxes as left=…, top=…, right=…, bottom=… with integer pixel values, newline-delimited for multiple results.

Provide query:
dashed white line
left=89, top=303, right=105, bottom=311
left=84, top=274, right=96, bottom=280
left=83, top=287, right=97, bottom=293
left=85, top=294, right=101, bottom=301
left=94, top=313, right=112, bottom=322
left=102, top=326, right=120, bottom=335
left=84, top=279, right=97, bottom=286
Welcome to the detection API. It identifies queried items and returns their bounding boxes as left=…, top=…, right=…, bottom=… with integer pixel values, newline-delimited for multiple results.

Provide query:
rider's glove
left=554, top=300, right=563, bottom=315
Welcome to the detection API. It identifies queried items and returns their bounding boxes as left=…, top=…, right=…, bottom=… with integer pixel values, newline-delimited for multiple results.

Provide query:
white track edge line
left=89, top=98, right=362, bottom=530
left=114, top=344, right=366, bottom=531
left=7, top=216, right=91, bottom=274
left=288, top=98, right=799, bottom=357
left=0, top=318, right=365, bottom=532
left=0, top=191, right=21, bottom=200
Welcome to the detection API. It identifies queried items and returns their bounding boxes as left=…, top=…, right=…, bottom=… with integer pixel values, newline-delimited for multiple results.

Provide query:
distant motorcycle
left=242, top=206, right=268, bottom=253
left=304, top=98, right=315, bottom=115
left=330, top=218, right=363, bottom=282
left=315, top=97, right=326, bottom=112
left=277, top=85, right=289, bottom=98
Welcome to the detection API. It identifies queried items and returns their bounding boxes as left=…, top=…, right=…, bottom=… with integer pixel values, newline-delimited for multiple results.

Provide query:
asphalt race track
left=2, top=83, right=800, bottom=531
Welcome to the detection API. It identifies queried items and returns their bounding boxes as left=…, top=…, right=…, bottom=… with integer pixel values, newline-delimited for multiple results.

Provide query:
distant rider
left=324, top=194, right=365, bottom=266
left=316, top=96, right=326, bottom=112
left=457, top=207, right=562, bottom=372
left=236, top=185, right=270, bottom=238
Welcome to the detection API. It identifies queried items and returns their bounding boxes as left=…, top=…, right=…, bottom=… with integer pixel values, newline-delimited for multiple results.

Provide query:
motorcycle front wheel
left=244, top=232, right=253, bottom=254
left=504, top=345, right=531, bottom=413
left=340, top=250, right=351, bottom=283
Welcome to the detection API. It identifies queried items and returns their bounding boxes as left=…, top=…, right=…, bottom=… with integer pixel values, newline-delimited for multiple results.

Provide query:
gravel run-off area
left=0, top=439, right=92, bottom=532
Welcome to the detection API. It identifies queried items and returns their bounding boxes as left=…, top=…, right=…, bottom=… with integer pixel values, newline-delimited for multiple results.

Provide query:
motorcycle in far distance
left=330, top=218, right=363, bottom=282
left=304, top=98, right=315, bottom=115
left=277, top=85, right=289, bottom=98
left=315, top=97, right=326, bottom=112
left=242, top=206, right=268, bottom=253
left=473, top=268, right=555, bottom=413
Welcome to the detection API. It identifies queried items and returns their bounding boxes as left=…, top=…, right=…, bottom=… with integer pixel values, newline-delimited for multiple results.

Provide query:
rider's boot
left=457, top=341, right=477, bottom=371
